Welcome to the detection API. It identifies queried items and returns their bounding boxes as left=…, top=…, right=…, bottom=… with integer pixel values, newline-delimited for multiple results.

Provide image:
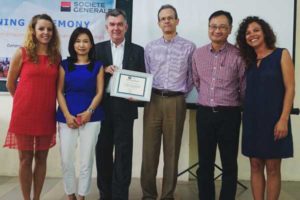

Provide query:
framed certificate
left=110, top=69, right=153, bottom=101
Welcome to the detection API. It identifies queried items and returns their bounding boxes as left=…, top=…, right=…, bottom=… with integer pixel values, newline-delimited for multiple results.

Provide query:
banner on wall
left=0, top=0, right=116, bottom=91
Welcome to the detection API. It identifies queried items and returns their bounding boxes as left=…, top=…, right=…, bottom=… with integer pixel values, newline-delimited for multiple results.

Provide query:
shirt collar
left=209, top=42, right=228, bottom=53
left=110, top=39, right=125, bottom=48
left=160, top=34, right=179, bottom=43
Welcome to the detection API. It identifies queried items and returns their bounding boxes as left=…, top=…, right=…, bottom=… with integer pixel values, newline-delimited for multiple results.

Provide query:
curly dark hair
left=236, top=16, right=276, bottom=66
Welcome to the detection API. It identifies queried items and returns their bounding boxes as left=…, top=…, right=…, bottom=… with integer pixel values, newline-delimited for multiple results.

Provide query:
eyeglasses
left=209, top=24, right=230, bottom=31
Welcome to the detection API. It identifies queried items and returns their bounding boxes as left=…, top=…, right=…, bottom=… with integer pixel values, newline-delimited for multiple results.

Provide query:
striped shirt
left=192, top=42, right=246, bottom=107
left=145, top=35, right=196, bottom=93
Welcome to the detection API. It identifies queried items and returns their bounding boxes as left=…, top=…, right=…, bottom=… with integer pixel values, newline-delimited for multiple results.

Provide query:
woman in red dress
left=4, top=14, right=61, bottom=200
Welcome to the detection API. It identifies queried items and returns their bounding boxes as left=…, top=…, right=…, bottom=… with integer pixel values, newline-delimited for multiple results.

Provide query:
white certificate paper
left=111, top=69, right=153, bottom=101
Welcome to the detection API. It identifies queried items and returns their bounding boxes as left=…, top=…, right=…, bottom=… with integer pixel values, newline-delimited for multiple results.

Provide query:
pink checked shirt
left=192, top=42, right=246, bottom=107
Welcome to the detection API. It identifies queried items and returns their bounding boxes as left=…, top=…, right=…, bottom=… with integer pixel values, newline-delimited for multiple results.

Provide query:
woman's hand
left=274, top=119, right=288, bottom=140
left=65, top=114, right=79, bottom=129
left=77, top=110, right=92, bottom=125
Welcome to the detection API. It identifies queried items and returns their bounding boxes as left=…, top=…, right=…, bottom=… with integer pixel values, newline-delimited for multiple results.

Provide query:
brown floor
left=0, top=176, right=299, bottom=200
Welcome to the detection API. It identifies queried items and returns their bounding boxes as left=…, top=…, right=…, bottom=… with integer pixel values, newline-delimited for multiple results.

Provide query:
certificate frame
left=110, top=69, right=153, bottom=101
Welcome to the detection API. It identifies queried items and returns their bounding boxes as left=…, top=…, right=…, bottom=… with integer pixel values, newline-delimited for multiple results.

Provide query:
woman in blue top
left=57, top=27, right=104, bottom=200
left=236, top=17, right=295, bottom=200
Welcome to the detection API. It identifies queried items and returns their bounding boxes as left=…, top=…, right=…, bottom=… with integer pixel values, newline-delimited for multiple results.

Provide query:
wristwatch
left=87, top=108, right=95, bottom=114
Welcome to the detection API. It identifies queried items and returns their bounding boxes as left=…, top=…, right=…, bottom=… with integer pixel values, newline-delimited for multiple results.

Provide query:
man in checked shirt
left=140, top=4, right=195, bottom=200
left=192, top=10, right=246, bottom=200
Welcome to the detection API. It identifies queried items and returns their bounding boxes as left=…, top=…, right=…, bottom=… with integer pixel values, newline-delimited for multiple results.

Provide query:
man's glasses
left=209, top=24, right=230, bottom=31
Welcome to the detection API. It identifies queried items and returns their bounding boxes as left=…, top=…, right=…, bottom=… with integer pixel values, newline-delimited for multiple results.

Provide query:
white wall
left=131, top=0, right=300, bottom=181
left=132, top=0, right=294, bottom=104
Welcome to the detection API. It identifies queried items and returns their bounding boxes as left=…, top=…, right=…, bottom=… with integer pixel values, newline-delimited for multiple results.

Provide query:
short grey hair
left=105, top=8, right=127, bottom=23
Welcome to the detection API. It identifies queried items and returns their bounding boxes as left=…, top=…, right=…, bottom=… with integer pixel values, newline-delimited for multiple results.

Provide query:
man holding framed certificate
left=140, top=4, right=196, bottom=200
left=94, top=9, right=145, bottom=200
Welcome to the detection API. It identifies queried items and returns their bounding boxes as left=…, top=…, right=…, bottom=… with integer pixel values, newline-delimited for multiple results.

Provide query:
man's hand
left=105, top=65, right=117, bottom=75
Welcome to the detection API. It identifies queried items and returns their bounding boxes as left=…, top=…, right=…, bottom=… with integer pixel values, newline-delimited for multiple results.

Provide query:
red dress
left=4, top=48, right=59, bottom=150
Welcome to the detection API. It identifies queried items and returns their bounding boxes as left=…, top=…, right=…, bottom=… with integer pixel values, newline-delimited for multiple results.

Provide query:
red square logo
left=61, top=2, right=71, bottom=12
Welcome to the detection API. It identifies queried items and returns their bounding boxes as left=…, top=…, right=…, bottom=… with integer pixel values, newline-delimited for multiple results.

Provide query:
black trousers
left=95, top=115, right=134, bottom=200
left=196, top=106, right=241, bottom=200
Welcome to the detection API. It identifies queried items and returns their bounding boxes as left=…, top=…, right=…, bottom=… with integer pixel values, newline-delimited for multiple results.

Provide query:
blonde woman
left=4, top=14, right=60, bottom=200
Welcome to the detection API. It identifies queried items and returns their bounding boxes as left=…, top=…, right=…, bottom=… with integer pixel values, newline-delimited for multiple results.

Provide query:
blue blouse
left=56, top=59, right=104, bottom=122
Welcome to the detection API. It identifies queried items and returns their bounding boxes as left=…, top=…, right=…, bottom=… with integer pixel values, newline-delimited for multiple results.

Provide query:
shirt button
left=211, top=87, right=214, bottom=90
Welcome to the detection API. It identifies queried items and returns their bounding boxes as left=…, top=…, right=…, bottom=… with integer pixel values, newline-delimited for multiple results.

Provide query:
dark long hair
left=67, top=27, right=95, bottom=71
left=236, top=16, right=276, bottom=66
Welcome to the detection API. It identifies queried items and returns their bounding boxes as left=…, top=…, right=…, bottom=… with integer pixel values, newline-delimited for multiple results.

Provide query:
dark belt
left=152, top=88, right=184, bottom=97
left=198, top=105, right=240, bottom=113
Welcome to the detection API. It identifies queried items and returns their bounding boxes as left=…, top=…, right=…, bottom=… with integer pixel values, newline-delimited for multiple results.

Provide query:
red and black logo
left=61, top=2, right=71, bottom=12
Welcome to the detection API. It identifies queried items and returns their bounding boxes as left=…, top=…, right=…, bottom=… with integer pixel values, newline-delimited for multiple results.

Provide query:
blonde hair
left=23, top=14, right=61, bottom=65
